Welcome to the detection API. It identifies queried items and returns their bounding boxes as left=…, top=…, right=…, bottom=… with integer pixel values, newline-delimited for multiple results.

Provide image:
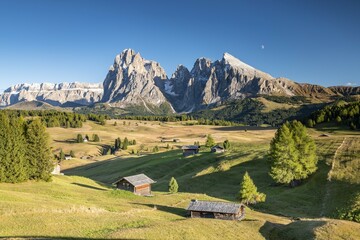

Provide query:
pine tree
left=122, top=137, right=129, bottom=150
left=223, top=139, right=231, bottom=150
left=76, top=134, right=83, bottom=143
left=0, top=113, right=28, bottom=183
left=70, top=150, right=75, bottom=158
left=239, top=172, right=265, bottom=205
left=205, top=134, right=215, bottom=147
left=25, top=118, right=53, bottom=181
left=270, top=120, right=317, bottom=186
left=59, top=149, right=65, bottom=161
left=169, top=177, right=179, bottom=193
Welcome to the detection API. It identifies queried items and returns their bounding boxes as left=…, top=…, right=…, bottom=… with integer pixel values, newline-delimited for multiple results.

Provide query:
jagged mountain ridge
left=0, top=82, right=103, bottom=107
left=1, top=49, right=358, bottom=113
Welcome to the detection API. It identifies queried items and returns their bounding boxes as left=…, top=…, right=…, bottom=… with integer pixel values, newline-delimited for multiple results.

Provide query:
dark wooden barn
left=114, top=173, right=156, bottom=196
left=187, top=200, right=245, bottom=220
left=181, top=145, right=200, bottom=157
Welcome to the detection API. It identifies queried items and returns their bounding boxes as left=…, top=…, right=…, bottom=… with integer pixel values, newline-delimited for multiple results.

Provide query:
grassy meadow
left=0, top=120, right=360, bottom=239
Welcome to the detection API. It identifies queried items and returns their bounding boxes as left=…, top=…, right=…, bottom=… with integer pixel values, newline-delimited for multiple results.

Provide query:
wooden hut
left=187, top=200, right=245, bottom=220
left=182, top=145, right=200, bottom=157
left=211, top=145, right=225, bottom=153
left=114, top=173, right=156, bottom=196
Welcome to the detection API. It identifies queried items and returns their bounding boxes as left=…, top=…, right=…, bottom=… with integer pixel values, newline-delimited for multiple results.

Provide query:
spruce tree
left=25, top=118, right=53, bottom=181
left=169, top=177, right=179, bottom=193
left=59, top=149, right=65, bottom=161
left=270, top=120, right=317, bottom=186
left=239, top=172, right=265, bottom=205
left=0, top=113, right=28, bottom=183
left=223, top=139, right=231, bottom=150
left=122, top=137, right=129, bottom=150
left=76, top=134, right=83, bottom=143
left=205, top=134, right=215, bottom=147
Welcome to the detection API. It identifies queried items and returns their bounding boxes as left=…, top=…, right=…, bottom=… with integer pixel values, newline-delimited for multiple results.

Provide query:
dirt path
left=320, top=137, right=346, bottom=216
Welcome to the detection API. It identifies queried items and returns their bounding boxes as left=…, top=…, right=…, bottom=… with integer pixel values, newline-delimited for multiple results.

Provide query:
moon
left=261, top=44, right=265, bottom=50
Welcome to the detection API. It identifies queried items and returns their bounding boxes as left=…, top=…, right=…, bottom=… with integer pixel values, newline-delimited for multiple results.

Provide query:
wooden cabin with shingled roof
left=187, top=200, right=245, bottom=220
left=114, top=173, right=156, bottom=196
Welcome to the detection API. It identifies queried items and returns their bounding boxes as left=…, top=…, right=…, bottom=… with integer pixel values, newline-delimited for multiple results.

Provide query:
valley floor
left=1, top=120, right=360, bottom=239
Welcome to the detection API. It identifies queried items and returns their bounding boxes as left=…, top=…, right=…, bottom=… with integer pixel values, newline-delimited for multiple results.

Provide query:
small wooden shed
left=114, top=173, right=156, bottom=196
left=187, top=200, right=245, bottom=220
left=211, top=145, right=225, bottom=153
left=182, top=145, right=200, bottom=157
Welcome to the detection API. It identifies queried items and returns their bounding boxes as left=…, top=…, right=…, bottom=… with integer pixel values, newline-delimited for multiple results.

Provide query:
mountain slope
left=0, top=82, right=103, bottom=107
left=163, top=52, right=339, bottom=112
left=102, top=49, right=173, bottom=113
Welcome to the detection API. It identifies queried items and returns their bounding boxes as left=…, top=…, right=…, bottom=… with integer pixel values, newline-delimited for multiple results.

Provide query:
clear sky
left=0, top=0, right=359, bottom=91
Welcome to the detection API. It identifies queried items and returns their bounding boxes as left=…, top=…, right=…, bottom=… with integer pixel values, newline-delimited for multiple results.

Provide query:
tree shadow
left=212, top=126, right=276, bottom=131
left=132, top=203, right=187, bottom=217
left=71, top=182, right=108, bottom=191
left=259, top=220, right=327, bottom=240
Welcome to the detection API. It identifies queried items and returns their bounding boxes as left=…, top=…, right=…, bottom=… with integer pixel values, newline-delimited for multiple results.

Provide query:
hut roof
left=114, top=173, right=156, bottom=187
left=187, top=200, right=242, bottom=214
left=181, top=145, right=200, bottom=150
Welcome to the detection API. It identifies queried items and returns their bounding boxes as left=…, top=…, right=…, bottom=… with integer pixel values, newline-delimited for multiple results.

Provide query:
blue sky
left=0, top=0, right=359, bottom=91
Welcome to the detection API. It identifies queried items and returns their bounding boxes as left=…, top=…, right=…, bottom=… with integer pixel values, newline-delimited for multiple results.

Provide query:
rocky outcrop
left=329, top=86, right=360, bottom=96
left=163, top=52, right=339, bottom=112
left=102, top=49, right=171, bottom=112
left=0, top=82, right=103, bottom=107
left=0, top=49, right=354, bottom=112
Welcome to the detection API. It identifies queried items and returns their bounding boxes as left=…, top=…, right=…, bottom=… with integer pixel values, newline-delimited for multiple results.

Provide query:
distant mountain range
left=1, top=49, right=359, bottom=113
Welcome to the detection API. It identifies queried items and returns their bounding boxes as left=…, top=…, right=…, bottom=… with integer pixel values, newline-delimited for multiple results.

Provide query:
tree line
left=1, top=110, right=110, bottom=128
left=0, top=112, right=54, bottom=183
left=306, top=101, right=360, bottom=130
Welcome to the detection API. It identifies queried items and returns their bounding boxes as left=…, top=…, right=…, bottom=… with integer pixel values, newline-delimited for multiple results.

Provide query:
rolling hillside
left=0, top=120, right=359, bottom=239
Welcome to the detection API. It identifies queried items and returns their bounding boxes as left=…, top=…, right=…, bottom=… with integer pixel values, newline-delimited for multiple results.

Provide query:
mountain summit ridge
left=1, top=48, right=358, bottom=112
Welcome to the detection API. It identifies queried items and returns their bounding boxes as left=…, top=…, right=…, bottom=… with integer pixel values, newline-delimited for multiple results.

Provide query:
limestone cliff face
left=164, top=52, right=338, bottom=112
left=0, top=49, right=352, bottom=112
left=0, top=82, right=103, bottom=107
left=102, top=49, right=171, bottom=111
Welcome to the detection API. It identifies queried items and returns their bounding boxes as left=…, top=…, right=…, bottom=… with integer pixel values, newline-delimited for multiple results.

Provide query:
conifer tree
left=70, top=150, right=75, bottom=158
left=205, top=134, right=215, bottom=147
left=239, top=172, right=266, bottom=204
left=25, top=118, right=53, bottom=181
left=270, top=120, right=317, bottom=186
left=0, top=113, right=27, bottom=183
left=76, top=134, right=83, bottom=143
left=169, top=177, right=179, bottom=193
left=59, top=149, right=65, bottom=161
left=122, top=137, right=129, bottom=150
left=223, top=139, right=231, bottom=150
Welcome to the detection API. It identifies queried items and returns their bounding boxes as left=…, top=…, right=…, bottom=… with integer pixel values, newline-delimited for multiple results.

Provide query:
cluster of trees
left=75, top=134, right=100, bottom=143
left=269, top=120, right=317, bottom=186
left=102, top=137, right=137, bottom=155
left=0, top=113, right=53, bottom=183
left=306, top=101, right=360, bottom=130
left=58, top=149, right=75, bottom=160
left=2, top=110, right=109, bottom=128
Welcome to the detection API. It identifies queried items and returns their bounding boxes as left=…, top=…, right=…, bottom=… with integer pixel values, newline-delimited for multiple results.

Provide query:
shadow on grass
left=71, top=182, right=107, bottom=191
left=132, top=203, right=187, bottom=217
left=212, top=126, right=276, bottom=131
left=0, top=237, right=142, bottom=240
left=259, top=220, right=327, bottom=240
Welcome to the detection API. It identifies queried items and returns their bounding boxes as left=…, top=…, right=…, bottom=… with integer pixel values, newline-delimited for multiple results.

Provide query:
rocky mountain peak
left=102, top=49, right=171, bottom=111
left=222, top=52, right=273, bottom=79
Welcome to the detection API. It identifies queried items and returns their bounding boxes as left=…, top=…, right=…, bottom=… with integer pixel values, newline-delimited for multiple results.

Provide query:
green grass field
left=1, top=120, right=360, bottom=239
